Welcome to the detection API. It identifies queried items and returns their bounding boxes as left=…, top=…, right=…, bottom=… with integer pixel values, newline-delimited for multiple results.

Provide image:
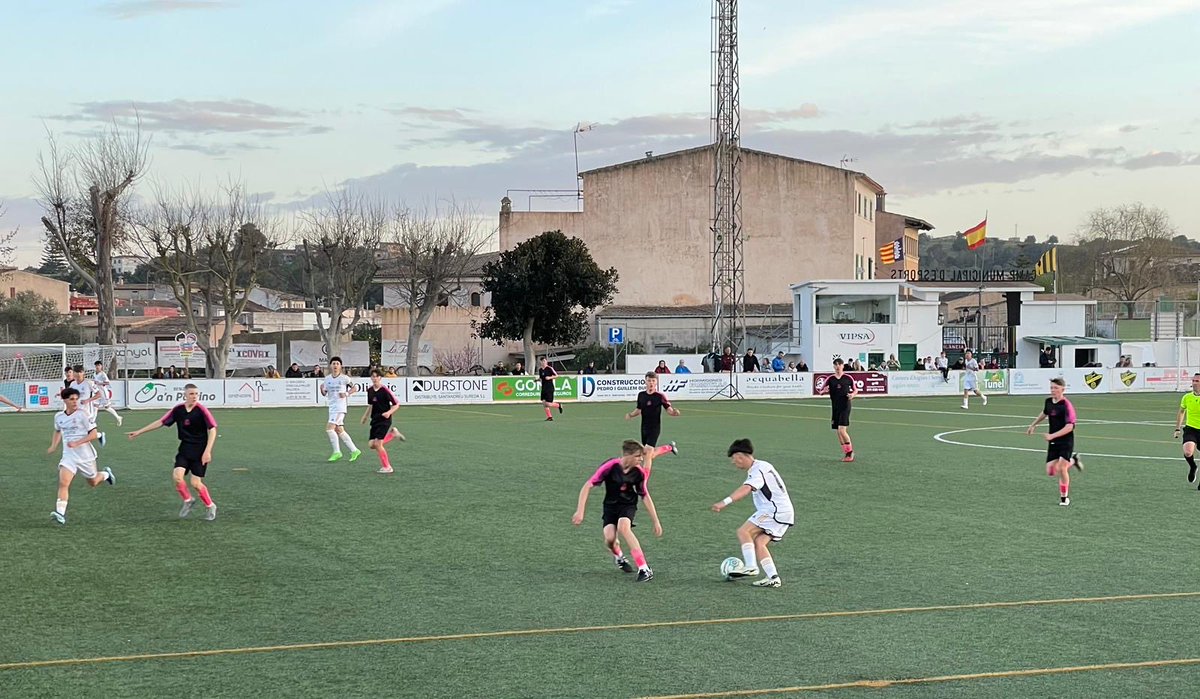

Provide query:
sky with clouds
left=2, top=0, right=1199, bottom=265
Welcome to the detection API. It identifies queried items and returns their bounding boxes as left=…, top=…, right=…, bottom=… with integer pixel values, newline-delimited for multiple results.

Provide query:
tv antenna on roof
left=839, top=155, right=857, bottom=169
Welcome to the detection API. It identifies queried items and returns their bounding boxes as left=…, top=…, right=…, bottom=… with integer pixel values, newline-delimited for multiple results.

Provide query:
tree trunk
left=522, top=319, right=535, bottom=373
left=406, top=295, right=438, bottom=377
left=91, top=186, right=118, bottom=346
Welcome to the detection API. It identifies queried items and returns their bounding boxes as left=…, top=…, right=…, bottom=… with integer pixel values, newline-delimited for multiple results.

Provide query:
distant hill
left=917, top=233, right=1058, bottom=273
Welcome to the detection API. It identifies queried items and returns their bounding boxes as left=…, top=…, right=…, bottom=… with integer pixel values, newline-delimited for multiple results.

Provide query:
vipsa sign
left=492, top=376, right=577, bottom=402
left=407, top=377, right=491, bottom=404
left=836, top=329, right=876, bottom=345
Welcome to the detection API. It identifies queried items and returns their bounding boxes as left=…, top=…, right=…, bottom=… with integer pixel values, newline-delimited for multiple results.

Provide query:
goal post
left=0, top=344, right=68, bottom=411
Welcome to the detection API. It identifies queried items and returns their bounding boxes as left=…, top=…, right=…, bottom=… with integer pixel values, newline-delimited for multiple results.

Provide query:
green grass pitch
left=3, top=393, right=1200, bottom=698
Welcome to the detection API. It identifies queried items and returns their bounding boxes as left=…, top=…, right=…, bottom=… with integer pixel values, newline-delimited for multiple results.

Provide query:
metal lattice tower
left=710, top=0, right=745, bottom=352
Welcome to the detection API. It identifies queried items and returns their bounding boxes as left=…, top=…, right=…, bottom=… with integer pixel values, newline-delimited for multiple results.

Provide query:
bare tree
left=388, top=202, right=491, bottom=376
left=296, top=189, right=386, bottom=359
left=132, top=183, right=274, bottom=375
left=0, top=204, right=17, bottom=267
left=1076, top=203, right=1177, bottom=318
left=34, top=122, right=149, bottom=345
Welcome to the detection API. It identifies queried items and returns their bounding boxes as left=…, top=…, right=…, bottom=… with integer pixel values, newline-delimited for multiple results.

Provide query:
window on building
left=816, top=294, right=895, bottom=324
left=470, top=292, right=481, bottom=307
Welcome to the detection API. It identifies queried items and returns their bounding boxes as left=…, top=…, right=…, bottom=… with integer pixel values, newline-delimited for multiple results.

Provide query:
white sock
left=326, top=430, right=340, bottom=452
left=55, top=499, right=68, bottom=515
left=106, top=407, right=119, bottom=418
left=741, top=543, right=757, bottom=570
left=762, top=557, right=778, bottom=579
left=339, top=431, right=358, bottom=451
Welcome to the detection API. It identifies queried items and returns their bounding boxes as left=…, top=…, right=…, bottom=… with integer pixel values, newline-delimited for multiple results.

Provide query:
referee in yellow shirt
left=1173, top=373, right=1200, bottom=487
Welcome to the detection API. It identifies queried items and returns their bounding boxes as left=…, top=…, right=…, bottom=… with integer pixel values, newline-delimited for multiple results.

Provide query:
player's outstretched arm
left=626, top=408, right=641, bottom=420
left=1026, top=412, right=1047, bottom=435
left=572, top=482, right=592, bottom=525
left=128, top=420, right=165, bottom=439
left=712, top=484, right=753, bottom=512
left=47, top=430, right=62, bottom=454
left=642, top=493, right=663, bottom=537
left=0, top=395, right=21, bottom=411
left=1176, top=407, right=1187, bottom=437
left=360, top=404, right=371, bottom=425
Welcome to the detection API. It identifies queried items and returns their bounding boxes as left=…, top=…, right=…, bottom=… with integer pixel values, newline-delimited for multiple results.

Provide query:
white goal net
left=0, top=344, right=67, bottom=411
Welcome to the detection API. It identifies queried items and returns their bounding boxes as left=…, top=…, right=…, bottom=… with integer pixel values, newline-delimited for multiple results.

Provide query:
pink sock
left=176, top=481, right=192, bottom=502
left=610, top=542, right=623, bottom=557
left=653, top=444, right=672, bottom=456
left=197, top=485, right=214, bottom=507
left=382, top=431, right=395, bottom=445
left=544, top=407, right=552, bottom=418
left=1060, top=483, right=1069, bottom=497
left=379, top=450, right=391, bottom=469
left=631, top=549, right=647, bottom=568
left=842, top=443, right=852, bottom=454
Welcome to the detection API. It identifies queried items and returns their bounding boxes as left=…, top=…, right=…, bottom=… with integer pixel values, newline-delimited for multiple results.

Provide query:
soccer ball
left=720, top=556, right=744, bottom=580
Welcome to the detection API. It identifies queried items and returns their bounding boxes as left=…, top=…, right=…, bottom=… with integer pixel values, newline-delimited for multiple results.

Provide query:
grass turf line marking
left=636, top=656, right=1200, bottom=698
left=3, top=591, right=1199, bottom=672
left=934, top=424, right=1180, bottom=461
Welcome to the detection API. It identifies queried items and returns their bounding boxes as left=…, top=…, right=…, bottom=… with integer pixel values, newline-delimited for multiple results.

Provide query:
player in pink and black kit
left=127, top=383, right=219, bottom=520
left=538, top=357, right=563, bottom=421
left=360, top=368, right=405, bottom=474
left=821, top=358, right=859, bottom=462
left=572, top=440, right=663, bottom=582
left=1026, top=377, right=1084, bottom=506
left=626, top=372, right=680, bottom=462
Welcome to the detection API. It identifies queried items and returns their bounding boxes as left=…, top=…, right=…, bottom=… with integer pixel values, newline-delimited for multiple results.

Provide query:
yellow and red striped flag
left=879, top=238, right=903, bottom=265
left=963, top=218, right=987, bottom=250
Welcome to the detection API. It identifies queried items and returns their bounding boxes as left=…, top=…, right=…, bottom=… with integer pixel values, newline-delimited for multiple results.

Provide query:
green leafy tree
left=0, top=290, right=81, bottom=343
left=475, top=230, right=618, bottom=370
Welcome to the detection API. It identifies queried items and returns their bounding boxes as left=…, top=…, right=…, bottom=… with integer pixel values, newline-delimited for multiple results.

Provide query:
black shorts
left=175, top=446, right=208, bottom=477
left=1183, top=427, right=1200, bottom=445
left=1046, top=436, right=1075, bottom=463
left=641, top=424, right=661, bottom=447
left=369, top=419, right=393, bottom=441
left=540, top=385, right=555, bottom=403
left=831, top=404, right=851, bottom=429
left=602, top=503, right=638, bottom=527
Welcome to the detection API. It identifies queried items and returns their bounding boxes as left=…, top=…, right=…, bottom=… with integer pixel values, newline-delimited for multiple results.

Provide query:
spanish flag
left=1035, top=247, right=1057, bottom=276
left=963, top=218, right=987, bottom=250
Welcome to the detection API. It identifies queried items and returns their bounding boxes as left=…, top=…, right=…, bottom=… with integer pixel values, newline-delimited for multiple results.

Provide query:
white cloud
left=746, top=0, right=1200, bottom=76
left=336, top=0, right=459, bottom=46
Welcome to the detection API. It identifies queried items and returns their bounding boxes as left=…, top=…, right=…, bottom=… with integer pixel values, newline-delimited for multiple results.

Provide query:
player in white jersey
left=319, top=356, right=361, bottom=462
left=711, top=439, right=794, bottom=588
left=960, top=350, right=988, bottom=410
left=47, top=387, right=115, bottom=524
left=91, top=360, right=123, bottom=426
left=70, top=365, right=107, bottom=447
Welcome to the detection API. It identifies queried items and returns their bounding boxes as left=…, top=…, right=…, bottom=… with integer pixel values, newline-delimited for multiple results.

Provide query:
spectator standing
left=654, top=360, right=671, bottom=374
left=720, top=347, right=736, bottom=372
left=771, top=352, right=786, bottom=373
left=285, top=363, right=303, bottom=378
left=675, top=360, right=692, bottom=374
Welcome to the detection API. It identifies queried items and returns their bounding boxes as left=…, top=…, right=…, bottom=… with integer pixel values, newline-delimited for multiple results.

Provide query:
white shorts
left=747, top=511, right=792, bottom=542
left=60, top=448, right=99, bottom=478
left=963, top=375, right=978, bottom=391
left=327, top=404, right=347, bottom=426
left=94, top=388, right=112, bottom=408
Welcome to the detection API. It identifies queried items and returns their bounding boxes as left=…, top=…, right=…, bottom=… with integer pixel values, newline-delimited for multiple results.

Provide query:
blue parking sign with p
left=607, top=327, right=625, bottom=345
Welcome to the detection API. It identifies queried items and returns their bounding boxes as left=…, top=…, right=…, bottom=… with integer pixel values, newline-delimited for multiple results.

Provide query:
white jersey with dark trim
left=743, top=459, right=794, bottom=525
